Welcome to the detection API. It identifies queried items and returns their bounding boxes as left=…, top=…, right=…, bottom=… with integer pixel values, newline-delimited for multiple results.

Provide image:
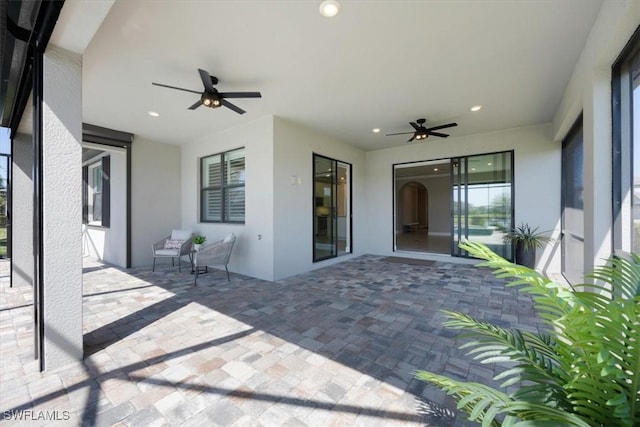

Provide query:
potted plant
left=502, top=223, right=550, bottom=268
left=416, top=241, right=640, bottom=426
left=192, top=235, right=206, bottom=251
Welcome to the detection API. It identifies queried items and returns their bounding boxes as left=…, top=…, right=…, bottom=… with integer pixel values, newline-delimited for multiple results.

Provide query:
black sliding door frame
left=312, top=153, right=352, bottom=262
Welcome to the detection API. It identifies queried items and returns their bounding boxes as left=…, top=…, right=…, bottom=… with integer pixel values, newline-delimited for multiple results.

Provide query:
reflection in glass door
left=0, top=154, right=9, bottom=259
left=561, top=117, right=584, bottom=284
left=452, top=151, right=513, bottom=260
left=313, top=154, right=351, bottom=262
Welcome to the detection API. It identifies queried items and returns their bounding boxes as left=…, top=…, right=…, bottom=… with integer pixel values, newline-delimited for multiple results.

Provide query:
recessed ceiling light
left=319, top=0, right=340, bottom=17
left=148, top=111, right=160, bottom=117
left=471, top=168, right=476, bottom=171
left=487, top=162, right=492, bottom=166
left=434, top=168, right=438, bottom=171
left=372, top=128, right=381, bottom=133
left=470, top=105, right=482, bottom=112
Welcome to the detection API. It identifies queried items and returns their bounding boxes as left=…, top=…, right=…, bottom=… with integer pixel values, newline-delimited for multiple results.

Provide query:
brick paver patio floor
left=0, top=255, right=540, bottom=426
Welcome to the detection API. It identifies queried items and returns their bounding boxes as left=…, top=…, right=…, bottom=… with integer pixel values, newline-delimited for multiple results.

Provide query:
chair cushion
left=223, top=233, right=236, bottom=243
left=155, top=249, right=179, bottom=256
left=171, top=229, right=192, bottom=240
left=164, top=239, right=184, bottom=249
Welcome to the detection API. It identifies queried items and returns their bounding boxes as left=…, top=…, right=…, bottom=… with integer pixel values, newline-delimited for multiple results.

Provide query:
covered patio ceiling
left=57, top=0, right=602, bottom=151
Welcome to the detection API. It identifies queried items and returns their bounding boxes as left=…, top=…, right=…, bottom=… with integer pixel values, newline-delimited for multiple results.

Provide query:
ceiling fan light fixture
left=201, top=92, right=221, bottom=108
left=319, top=0, right=340, bottom=17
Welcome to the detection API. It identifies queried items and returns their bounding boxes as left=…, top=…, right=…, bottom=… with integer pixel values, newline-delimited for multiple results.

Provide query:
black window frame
left=82, top=155, right=110, bottom=228
left=200, top=147, right=245, bottom=224
left=612, top=27, right=640, bottom=253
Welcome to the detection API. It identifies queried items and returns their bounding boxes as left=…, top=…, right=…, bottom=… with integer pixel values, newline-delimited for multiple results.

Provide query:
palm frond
left=460, top=241, right=576, bottom=319
left=415, top=241, right=640, bottom=426
left=414, top=370, right=510, bottom=427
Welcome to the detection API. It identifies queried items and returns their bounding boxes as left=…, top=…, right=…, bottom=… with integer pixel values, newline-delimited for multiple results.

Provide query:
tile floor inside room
left=0, top=255, right=542, bottom=426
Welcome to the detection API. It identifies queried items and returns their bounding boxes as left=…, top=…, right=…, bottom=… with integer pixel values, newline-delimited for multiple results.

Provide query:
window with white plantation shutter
left=200, top=148, right=245, bottom=223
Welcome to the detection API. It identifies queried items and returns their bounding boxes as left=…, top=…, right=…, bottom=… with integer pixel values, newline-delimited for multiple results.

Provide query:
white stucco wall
left=272, top=117, right=367, bottom=280
left=366, top=124, right=562, bottom=272
left=12, top=133, right=33, bottom=288
left=181, top=116, right=275, bottom=281
left=82, top=146, right=127, bottom=267
left=552, top=0, right=640, bottom=272
left=131, top=137, right=181, bottom=267
left=42, top=45, right=83, bottom=369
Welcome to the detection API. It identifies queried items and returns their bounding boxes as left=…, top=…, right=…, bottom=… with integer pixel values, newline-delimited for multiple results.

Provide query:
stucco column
left=41, top=45, right=83, bottom=369
left=583, top=67, right=613, bottom=275
left=12, top=133, right=34, bottom=288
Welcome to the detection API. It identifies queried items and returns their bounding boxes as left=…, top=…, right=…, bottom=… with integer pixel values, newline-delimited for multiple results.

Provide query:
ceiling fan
left=386, top=118, right=458, bottom=142
left=152, top=69, right=261, bottom=115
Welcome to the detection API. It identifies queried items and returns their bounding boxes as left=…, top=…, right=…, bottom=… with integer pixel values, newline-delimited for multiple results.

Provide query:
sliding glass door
left=313, top=154, right=351, bottom=262
left=452, top=151, right=513, bottom=260
left=0, top=153, right=10, bottom=259
left=561, top=117, right=584, bottom=284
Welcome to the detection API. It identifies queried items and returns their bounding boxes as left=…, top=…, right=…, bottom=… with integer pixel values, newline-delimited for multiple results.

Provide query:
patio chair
left=152, top=229, right=193, bottom=272
left=193, top=233, right=236, bottom=286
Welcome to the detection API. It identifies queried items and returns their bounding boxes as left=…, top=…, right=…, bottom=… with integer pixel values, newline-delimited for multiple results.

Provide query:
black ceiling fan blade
left=407, top=135, right=415, bottom=142
left=198, top=68, right=216, bottom=92
left=222, top=99, right=246, bottom=115
left=219, top=92, right=262, bottom=99
left=425, top=122, right=458, bottom=132
left=188, top=100, right=202, bottom=110
left=386, top=131, right=415, bottom=136
left=428, top=131, right=449, bottom=138
left=409, top=122, right=420, bottom=130
left=152, top=82, right=202, bottom=95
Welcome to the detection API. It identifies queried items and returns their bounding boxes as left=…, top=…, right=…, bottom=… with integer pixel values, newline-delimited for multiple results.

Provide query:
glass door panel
left=451, top=157, right=467, bottom=256
left=393, top=160, right=451, bottom=254
left=337, top=162, right=350, bottom=255
left=0, top=154, right=9, bottom=258
left=313, top=154, right=351, bottom=262
left=561, top=118, right=584, bottom=284
left=452, top=152, right=513, bottom=260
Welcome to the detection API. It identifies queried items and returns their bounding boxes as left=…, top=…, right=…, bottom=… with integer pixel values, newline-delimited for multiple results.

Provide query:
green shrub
left=415, top=241, right=640, bottom=426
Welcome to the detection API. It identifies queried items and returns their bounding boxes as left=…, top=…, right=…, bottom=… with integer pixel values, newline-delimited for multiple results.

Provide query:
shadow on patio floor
left=1, top=255, right=540, bottom=426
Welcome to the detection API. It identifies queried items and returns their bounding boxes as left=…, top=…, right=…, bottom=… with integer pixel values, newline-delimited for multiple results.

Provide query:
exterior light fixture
left=319, top=0, right=340, bottom=17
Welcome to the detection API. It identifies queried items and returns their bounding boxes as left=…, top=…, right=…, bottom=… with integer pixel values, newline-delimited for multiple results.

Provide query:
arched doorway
left=397, top=181, right=428, bottom=234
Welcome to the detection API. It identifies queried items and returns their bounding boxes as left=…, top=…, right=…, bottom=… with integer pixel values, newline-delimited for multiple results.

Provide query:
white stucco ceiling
left=77, top=0, right=602, bottom=151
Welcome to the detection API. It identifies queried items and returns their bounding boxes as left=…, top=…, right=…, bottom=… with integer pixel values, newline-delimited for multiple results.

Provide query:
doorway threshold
left=394, top=250, right=479, bottom=265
